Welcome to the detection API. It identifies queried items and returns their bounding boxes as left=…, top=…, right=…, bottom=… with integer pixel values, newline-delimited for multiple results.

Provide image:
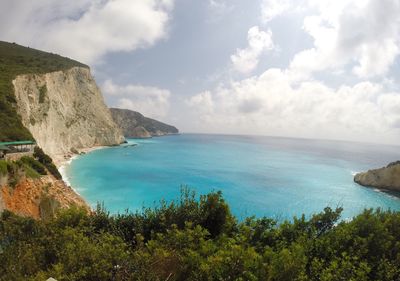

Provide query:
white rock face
left=13, top=67, right=124, bottom=162
left=354, top=162, right=400, bottom=191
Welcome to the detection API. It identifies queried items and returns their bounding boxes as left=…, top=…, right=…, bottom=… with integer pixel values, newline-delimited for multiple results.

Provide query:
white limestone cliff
left=12, top=67, right=124, bottom=163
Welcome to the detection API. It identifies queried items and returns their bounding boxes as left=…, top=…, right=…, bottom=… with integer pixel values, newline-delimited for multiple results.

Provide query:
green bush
left=0, top=160, right=7, bottom=175
left=20, top=163, right=41, bottom=179
left=38, top=85, right=47, bottom=103
left=33, top=146, right=62, bottom=179
left=0, top=157, right=49, bottom=186
left=2, top=160, right=24, bottom=186
left=1, top=189, right=400, bottom=280
left=20, top=156, right=47, bottom=175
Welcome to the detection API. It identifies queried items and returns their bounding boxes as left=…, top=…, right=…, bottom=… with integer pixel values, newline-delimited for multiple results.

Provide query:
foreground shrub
left=1, top=190, right=400, bottom=281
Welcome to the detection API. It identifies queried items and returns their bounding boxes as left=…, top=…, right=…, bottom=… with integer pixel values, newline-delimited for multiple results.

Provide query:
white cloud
left=186, top=91, right=214, bottom=115
left=0, top=0, right=175, bottom=64
left=231, top=26, right=274, bottom=74
left=261, top=0, right=292, bottom=22
left=191, top=0, right=400, bottom=144
left=378, top=94, right=400, bottom=128
left=290, top=0, right=400, bottom=79
left=186, top=68, right=400, bottom=144
left=102, top=80, right=171, bottom=119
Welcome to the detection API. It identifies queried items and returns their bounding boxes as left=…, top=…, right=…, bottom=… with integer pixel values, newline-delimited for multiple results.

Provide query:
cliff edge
left=13, top=67, right=125, bottom=163
left=0, top=41, right=122, bottom=218
left=354, top=161, right=400, bottom=191
left=110, top=108, right=179, bottom=138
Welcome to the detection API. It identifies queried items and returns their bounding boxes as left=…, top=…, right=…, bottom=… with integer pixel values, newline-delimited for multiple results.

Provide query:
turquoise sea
left=65, top=134, right=400, bottom=221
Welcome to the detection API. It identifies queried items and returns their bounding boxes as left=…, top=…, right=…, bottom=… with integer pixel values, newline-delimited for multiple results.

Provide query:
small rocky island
left=110, top=108, right=179, bottom=138
left=354, top=161, right=400, bottom=191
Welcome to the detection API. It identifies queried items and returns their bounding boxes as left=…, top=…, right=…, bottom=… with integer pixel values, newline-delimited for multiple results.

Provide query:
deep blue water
left=65, top=134, right=400, bottom=220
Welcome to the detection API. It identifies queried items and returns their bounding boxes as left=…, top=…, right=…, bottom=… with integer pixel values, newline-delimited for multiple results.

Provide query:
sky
left=1, top=0, right=400, bottom=145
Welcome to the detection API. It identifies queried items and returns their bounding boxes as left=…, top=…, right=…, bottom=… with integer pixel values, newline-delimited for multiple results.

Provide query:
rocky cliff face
left=13, top=67, right=124, bottom=163
left=0, top=175, right=89, bottom=219
left=354, top=161, right=400, bottom=191
left=110, top=108, right=179, bottom=138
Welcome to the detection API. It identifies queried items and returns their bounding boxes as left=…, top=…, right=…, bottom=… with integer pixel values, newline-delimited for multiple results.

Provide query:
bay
left=65, top=134, right=400, bottom=221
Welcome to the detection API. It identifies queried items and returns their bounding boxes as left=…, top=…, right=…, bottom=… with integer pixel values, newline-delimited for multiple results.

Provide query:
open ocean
left=64, top=134, right=400, bottom=221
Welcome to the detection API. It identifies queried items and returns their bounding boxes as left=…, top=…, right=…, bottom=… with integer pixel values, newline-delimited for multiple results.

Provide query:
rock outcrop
left=354, top=161, right=400, bottom=191
left=110, top=108, right=179, bottom=138
left=0, top=175, right=89, bottom=219
left=13, top=67, right=124, bottom=163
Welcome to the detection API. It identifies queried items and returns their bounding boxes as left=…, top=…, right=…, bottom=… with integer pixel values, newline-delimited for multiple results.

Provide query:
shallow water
left=66, top=134, right=400, bottom=220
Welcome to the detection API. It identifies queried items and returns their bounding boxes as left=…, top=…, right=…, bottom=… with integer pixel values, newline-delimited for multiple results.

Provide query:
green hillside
left=0, top=41, right=88, bottom=141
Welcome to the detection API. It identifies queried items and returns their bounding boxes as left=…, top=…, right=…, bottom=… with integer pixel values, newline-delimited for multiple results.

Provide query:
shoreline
left=54, top=146, right=108, bottom=168
left=55, top=138, right=160, bottom=210
left=56, top=145, right=108, bottom=193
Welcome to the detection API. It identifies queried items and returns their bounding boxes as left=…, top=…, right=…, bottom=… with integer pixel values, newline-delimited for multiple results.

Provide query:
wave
left=58, top=155, right=79, bottom=187
left=350, top=170, right=359, bottom=176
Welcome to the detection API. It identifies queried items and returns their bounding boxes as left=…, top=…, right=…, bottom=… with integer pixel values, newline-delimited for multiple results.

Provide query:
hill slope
left=0, top=41, right=87, bottom=141
left=110, top=108, right=179, bottom=138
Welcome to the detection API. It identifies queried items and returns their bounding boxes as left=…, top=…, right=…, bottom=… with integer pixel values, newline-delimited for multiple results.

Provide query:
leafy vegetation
left=1, top=189, right=400, bottom=281
left=0, top=160, right=8, bottom=176
left=0, top=147, right=62, bottom=185
left=33, top=146, right=62, bottom=179
left=19, top=156, right=47, bottom=175
left=0, top=157, right=45, bottom=186
left=38, top=85, right=47, bottom=103
left=0, top=41, right=87, bottom=141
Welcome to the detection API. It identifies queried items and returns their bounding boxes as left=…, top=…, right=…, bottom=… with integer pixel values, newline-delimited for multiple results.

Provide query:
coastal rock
left=0, top=175, right=89, bottom=219
left=12, top=67, right=125, bottom=163
left=354, top=161, right=400, bottom=191
left=110, top=108, right=179, bottom=138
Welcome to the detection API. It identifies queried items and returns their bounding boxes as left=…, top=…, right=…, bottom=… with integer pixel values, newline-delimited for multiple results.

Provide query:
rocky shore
left=354, top=161, right=400, bottom=191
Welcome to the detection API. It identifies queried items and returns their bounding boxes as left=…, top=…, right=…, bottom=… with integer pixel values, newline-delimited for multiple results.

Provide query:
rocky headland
left=354, top=161, right=400, bottom=191
left=110, top=107, right=179, bottom=138
left=13, top=67, right=125, bottom=163
left=0, top=41, right=124, bottom=218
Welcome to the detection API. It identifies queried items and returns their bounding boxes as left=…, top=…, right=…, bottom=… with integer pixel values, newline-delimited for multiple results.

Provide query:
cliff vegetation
left=0, top=41, right=87, bottom=142
left=1, top=189, right=400, bottom=281
left=0, top=155, right=87, bottom=220
left=0, top=156, right=47, bottom=186
left=0, top=148, right=61, bottom=185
